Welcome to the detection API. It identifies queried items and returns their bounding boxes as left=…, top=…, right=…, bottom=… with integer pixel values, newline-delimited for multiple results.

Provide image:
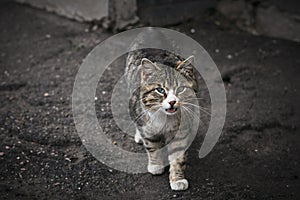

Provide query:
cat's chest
left=143, top=115, right=180, bottom=136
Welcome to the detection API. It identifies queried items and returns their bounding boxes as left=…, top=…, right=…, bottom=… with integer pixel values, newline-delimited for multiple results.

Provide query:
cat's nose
left=169, top=101, right=176, bottom=107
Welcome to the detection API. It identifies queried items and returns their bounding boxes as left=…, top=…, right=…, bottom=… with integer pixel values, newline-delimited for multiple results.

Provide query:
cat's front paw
left=134, top=132, right=143, bottom=144
left=170, top=179, right=189, bottom=191
left=148, top=164, right=164, bottom=175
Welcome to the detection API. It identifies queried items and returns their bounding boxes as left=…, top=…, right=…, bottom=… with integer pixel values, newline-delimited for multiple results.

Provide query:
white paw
left=170, top=179, right=189, bottom=191
left=148, top=164, right=164, bottom=175
left=134, top=131, right=143, bottom=144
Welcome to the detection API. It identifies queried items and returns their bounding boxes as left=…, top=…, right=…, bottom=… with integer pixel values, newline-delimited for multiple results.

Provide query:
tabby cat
left=125, top=49, right=199, bottom=191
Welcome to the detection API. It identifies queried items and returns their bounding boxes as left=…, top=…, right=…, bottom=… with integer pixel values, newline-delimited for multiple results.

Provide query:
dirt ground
left=0, top=1, right=299, bottom=200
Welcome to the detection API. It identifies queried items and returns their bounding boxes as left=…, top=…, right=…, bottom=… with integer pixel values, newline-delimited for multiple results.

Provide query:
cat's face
left=140, top=57, right=196, bottom=116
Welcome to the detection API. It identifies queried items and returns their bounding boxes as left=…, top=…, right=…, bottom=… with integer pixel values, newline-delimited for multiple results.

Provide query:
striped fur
left=125, top=49, right=198, bottom=190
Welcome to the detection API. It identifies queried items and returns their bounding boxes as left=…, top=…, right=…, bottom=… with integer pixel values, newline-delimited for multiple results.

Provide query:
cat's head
left=140, top=56, right=197, bottom=116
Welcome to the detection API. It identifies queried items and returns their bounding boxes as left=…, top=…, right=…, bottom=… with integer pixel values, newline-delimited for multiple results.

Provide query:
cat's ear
left=176, top=56, right=194, bottom=78
left=141, top=58, right=160, bottom=80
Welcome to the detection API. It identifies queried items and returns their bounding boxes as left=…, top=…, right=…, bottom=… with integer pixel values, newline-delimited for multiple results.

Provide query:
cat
left=125, top=48, right=199, bottom=191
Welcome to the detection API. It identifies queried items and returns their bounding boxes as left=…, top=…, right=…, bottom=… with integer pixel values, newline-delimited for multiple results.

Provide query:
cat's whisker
left=182, top=107, right=204, bottom=126
left=124, top=108, right=152, bottom=132
left=181, top=106, right=204, bottom=125
left=134, top=102, right=160, bottom=112
left=183, top=101, right=210, bottom=111
left=124, top=105, right=161, bottom=133
left=182, top=102, right=211, bottom=116
left=148, top=107, right=163, bottom=124
left=183, top=97, right=205, bottom=101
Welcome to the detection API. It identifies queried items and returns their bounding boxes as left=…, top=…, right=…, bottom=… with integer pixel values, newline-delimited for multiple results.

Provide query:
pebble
left=94, top=97, right=98, bottom=101
left=190, top=28, right=195, bottom=34
left=227, top=54, right=233, bottom=59
left=215, top=49, right=220, bottom=53
left=65, top=157, right=71, bottom=162
left=113, top=141, right=117, bottom=145
left=0, top=152, right=4, bottom=156
left=92, top=25, right=98, bottom=31
left=45, top=34, right=51, bottom=39
left=43, top=92, right=50, bottom=97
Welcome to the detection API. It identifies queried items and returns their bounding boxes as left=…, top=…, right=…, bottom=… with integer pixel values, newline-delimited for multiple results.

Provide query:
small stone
left=45, top=34, right=51, bottom=39
left=94, top=97, right=98, bottom=101
left=5, top=146, right=10, bottom=149
left=102, top=91, right=106, bottom=95
left=92, top=25, right=98, bottom=31
left=227, top=54, right=233, bottom=59
left=43, top=93, right=50, bottom=97
left=108, top=169, right=113, bottom=173
left=190, top=28, right=195, bottom=33
left=0, top=152, right=4, bottom=156
left=215, top=49, right=220, bottom=53
left=173, top=194, right=177, bottom=198
left=214, top=20, right=221, bottom=26
left=254, top=149, right=258, bottom=152
left=65, top=157, right=71, bottom=162
left=113, top=141, right=117, bottom=145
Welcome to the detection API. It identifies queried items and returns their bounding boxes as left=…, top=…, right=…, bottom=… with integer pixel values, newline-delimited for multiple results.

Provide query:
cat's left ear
left=141, top=58, right=161, bottom=80
left=176, top=56, right=194, bottom=78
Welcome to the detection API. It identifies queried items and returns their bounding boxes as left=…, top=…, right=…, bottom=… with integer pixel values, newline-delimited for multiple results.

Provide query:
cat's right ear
left=141, top=58, right=160, bottom=80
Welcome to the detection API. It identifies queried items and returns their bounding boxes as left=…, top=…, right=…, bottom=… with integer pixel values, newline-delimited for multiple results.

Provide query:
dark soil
left=0, top=1, right=299, bottom=199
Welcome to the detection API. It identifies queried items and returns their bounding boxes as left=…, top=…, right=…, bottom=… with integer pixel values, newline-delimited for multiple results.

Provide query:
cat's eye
left=156, top=87, right=165, bottom=94
left=176, top=86, right=186, bottom=94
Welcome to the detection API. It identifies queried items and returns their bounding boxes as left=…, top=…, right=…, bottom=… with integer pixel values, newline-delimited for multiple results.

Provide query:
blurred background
left=15, top=0, right=300, bottom=41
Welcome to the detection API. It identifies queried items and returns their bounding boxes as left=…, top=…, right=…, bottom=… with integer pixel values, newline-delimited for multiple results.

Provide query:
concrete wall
left=16, top=0, right=109, bottom=22
left=137, top=0, right=217, bottom=26
left=16, top=0, right=217, bottom=30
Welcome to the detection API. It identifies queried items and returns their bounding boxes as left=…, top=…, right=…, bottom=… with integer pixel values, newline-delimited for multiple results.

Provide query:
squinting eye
left=156, top=87, right=165, bottom=94
left=176, top=86, right=185, bottom=93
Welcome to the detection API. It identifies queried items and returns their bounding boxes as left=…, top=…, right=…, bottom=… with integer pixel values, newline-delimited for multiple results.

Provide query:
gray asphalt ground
left=0, top=1, right=299, bottom=199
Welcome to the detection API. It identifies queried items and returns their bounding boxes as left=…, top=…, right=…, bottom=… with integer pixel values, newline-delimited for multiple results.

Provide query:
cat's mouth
left=165, top=108, right=178, bottom=114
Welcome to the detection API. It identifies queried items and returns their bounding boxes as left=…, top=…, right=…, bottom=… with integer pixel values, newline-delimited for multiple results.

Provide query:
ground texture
left=0, top=1, right=299, bottom=199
